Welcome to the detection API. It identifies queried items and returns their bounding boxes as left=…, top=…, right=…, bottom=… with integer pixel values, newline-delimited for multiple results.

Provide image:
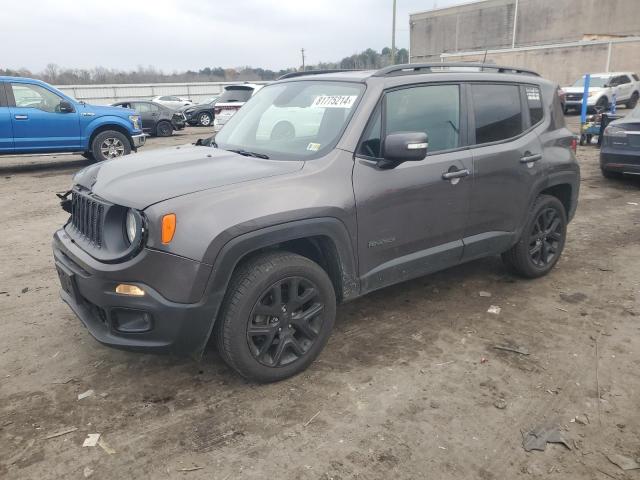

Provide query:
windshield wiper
left=227, top=149, right=270, bottom=159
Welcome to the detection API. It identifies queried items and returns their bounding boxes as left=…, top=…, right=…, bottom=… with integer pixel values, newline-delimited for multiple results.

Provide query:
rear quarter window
left=525, top=86, right=544, bottom=126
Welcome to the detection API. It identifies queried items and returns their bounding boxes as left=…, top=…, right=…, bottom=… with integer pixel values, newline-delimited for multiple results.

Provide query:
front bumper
left=600, top=147, right=640, bottom=174
left=52, top=228, right=218, bottom=356
left=131, top=133, right=146, bottom=149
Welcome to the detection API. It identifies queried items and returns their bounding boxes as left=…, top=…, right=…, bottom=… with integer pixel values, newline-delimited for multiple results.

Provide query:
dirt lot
left=1, top=117, right=639, bottom=480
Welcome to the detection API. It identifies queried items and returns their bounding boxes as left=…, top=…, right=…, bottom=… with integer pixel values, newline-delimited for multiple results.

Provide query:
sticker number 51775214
left=311, top=95, right=358, bottom=109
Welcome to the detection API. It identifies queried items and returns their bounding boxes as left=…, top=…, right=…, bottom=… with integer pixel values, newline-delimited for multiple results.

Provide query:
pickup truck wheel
left=198, top=112, right=212, bottom=126
left=155, top=121, right=173, bottom=137
left=215, top=251, right=336, bottom=382
left=91, top=131, right=131, bottom=162
left=626, top=92, right=639, bottom=109
left=501, top=195, right=567, bottom=279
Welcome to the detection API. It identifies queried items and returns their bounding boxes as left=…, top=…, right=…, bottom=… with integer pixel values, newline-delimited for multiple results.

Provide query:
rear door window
left=471, top=84, right=523, bottom=144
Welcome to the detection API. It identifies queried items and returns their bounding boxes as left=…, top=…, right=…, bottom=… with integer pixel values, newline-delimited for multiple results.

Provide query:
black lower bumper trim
left=53, top=231, right=219, bottom=356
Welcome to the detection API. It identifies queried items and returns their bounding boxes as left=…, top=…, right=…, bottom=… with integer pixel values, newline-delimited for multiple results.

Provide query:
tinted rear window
left=471, top=84, right=523, bottom=144
left=218, top=88, right=253, bottom=103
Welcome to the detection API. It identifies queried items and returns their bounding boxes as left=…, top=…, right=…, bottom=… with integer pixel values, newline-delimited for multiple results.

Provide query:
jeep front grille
left=71, top=192, right=105, bottom=247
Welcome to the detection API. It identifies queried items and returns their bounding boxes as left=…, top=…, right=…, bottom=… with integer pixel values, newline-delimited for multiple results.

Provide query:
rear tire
left=215, top=251, right=336, bottom=383
left=502, top=195, right=567, bottom=279
left=91, top=130, right=131, bottom=162
left=155, top=121, right=173, bottom=137
left=626, top=92, right=639, bottom=109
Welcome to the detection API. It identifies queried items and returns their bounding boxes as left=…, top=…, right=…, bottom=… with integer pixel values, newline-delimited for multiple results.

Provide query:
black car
left=112, top=100, right=186, bottom=137
left=181, top=96, right=218, bottom=126
left=600, top=106, right=640, bottom=178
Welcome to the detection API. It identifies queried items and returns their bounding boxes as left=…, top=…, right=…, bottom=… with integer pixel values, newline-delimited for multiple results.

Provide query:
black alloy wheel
left=501, top=194, right=567, bottom=278
left=528, top=207, right=563, bottom=268
left=215, top=251, right=336, bottom=382
left=247, top=276, right=324, bottom=367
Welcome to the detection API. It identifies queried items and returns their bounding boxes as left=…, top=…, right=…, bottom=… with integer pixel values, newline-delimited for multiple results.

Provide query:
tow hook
left=56, top=190, right=73, bottom=214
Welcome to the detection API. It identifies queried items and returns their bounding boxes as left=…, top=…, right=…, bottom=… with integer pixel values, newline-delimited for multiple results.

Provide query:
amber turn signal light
left=161, top=213, right=176, bottom=244
left=115, top=284, right=145, bottom=296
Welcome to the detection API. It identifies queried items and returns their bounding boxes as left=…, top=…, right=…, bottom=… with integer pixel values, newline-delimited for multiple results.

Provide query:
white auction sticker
left=311, top=95, right=357, bottom=109
left=526, top=87, right=540, bottom=101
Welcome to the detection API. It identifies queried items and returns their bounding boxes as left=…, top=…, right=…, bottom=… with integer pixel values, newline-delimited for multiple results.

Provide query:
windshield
left=214, top=81, right=364, bottom=160
left=572, top=76, right=611, bottom=88
left=218, top=88, right=253, bottom=103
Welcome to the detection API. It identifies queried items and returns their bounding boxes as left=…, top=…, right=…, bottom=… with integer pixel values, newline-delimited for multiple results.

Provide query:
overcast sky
left=2, top=0, right=463, bottom=72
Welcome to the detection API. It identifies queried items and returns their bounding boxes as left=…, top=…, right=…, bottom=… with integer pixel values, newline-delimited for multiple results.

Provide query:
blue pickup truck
left=0, top=76, right=145, bottom=162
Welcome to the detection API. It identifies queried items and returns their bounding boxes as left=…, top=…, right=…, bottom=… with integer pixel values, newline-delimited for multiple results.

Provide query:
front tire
left=502, top=195, right=567, bottom=278
left=91, top=130, right=131, bottom=162
left=155, top=120, right=173, bottom=137
left=198, top=112, right=212, bottom=127
left=215, top=252, right=336, bottom=382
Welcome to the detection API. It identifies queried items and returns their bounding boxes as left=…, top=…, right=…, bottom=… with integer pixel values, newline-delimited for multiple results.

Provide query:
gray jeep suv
left=53, top=63, right=580, bottom=382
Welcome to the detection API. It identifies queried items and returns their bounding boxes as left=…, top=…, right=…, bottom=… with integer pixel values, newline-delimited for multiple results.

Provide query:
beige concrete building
left=409, top=0, right=640, bottom=85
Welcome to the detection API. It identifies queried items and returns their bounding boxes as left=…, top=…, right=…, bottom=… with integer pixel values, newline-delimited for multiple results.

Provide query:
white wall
left=55, top=81, right=269, bottom=105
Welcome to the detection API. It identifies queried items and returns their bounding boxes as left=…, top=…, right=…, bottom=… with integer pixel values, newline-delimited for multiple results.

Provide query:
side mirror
left=380, top=132, right=428, bottom=167
left=59, top=100, right=75, bottom=113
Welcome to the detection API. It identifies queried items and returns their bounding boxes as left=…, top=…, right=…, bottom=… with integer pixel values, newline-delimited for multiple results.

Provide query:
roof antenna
left=481, top=49, right=488, bottom=71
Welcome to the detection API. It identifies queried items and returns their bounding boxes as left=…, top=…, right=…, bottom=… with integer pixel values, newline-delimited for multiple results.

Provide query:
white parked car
left=213, top=84, right=263, bottom=132
left=150, top=95, right=194, bottom=110
left=562, top=72, right=640, bottom=113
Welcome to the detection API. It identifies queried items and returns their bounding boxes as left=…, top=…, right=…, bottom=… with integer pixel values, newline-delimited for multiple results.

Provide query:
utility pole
left=301, top=48, right=306, bottom=72
left=391, top=0, right=397, bottom=64
left=511, top=0, right=519, bottom=49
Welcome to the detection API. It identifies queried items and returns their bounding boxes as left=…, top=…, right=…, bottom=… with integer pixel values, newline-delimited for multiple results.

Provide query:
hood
left=562, top=86, right=605, bottom=94
left=73, top=145, right=304, bottom=210
left=84, top=103, right=135, bottom=117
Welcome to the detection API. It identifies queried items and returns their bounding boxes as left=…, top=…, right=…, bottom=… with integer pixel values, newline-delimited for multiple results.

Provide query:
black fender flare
left=195, top=217, right=360, bottom=356
left=519, top=169, right=580, bottom=236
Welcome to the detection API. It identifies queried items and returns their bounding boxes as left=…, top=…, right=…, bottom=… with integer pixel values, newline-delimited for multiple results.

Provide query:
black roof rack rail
left=373, top=62, right=540, bottom=77
left=277, top=69, right=363, bottom=80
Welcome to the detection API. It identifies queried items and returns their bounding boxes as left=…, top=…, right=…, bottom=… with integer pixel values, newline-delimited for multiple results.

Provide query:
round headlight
left=125, top=209, right=138, bottom=244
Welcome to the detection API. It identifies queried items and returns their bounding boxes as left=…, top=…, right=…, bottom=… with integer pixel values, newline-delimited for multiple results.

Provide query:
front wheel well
left=88, top=124, right=133, bottom=151
left=232, top=236, right=347, bottom=303
left=539, top=184, right=572, bottom=217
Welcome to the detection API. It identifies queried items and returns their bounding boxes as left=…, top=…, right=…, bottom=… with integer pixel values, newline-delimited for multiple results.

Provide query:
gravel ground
left=1, top=117, right=639, bottom=480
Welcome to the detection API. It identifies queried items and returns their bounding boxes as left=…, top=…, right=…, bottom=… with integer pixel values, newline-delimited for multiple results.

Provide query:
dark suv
left=53, top=64, right=579, bottom=382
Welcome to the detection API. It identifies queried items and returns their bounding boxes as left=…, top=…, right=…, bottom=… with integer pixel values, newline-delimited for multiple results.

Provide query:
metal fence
left=55, top=81, right=270, bottom=105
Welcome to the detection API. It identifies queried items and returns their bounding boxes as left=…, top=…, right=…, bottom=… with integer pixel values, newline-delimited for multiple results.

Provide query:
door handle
left=520, top=153, right=542, bottom=163
left=14, top=114, right=28, bottom=120
left=442, top=168, right=470, bottom=180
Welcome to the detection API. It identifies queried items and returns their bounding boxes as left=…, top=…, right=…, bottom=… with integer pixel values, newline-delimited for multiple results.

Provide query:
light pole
left=391, top=0, right=397, bottom=64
